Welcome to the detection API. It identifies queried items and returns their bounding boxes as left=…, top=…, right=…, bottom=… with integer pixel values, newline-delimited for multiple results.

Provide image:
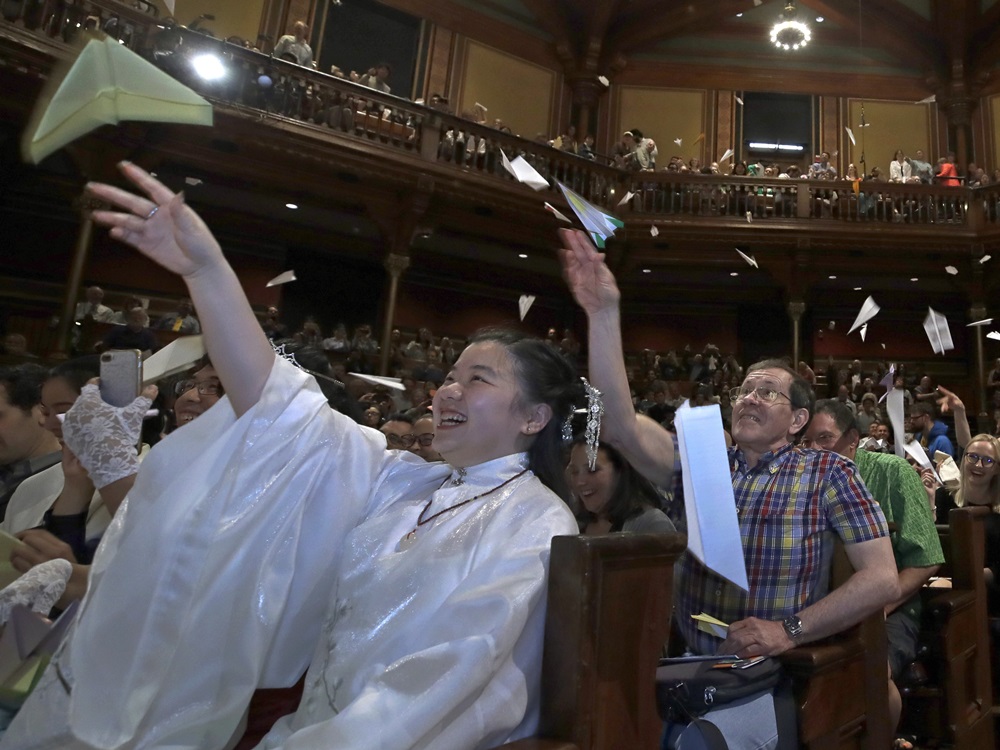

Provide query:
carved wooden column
left=53, top=193, right=104, bottom=358
left=788, top=300, right=806, bottom=371
left=379, top=253, right=411, bottom=375
left=569, top=77, right=602, bottom=140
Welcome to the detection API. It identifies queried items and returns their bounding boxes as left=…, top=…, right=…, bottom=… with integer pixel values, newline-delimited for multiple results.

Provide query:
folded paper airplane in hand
left=22, top=34, right=214, bottom=164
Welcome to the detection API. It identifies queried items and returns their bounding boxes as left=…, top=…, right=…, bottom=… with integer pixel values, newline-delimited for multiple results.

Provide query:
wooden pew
left=498, top=532, right=687, bottom=750
left=900, top=506, right=995, bottom=748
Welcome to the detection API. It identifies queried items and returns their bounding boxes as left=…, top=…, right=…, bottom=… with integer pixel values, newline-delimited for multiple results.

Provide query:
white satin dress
left=1, top=357, right=576, bottom=750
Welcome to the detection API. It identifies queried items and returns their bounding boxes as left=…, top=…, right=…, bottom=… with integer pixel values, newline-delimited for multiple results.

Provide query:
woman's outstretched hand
left=558, top=228, right=621, bottom=316
left=88, top=161, right=223, bottom=280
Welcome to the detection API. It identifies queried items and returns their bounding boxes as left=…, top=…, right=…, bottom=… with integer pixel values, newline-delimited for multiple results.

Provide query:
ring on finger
left=146, top=205, right=159, bottom=219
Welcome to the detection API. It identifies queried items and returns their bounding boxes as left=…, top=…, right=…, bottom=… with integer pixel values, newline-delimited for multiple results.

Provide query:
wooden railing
left=3, top=0, right=1000, bottom=236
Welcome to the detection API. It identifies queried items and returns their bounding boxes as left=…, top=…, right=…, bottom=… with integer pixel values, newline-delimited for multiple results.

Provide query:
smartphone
left=100, top=350, right=142, bottom=407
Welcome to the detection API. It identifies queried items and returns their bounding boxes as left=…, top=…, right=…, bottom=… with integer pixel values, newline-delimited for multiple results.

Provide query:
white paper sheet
left=923, top=307, right=954, bottom=355
left=518, top=294, right=535, bottom=321
left=886, top=388, right=906, bottom=459
left=848, top=296, right=880, bottom=334
left=142, top=335, right=205, bottom=385
left=674, top=402, right=748, bottom=590
left=266, top=270, right=297, bottom=287
left=904, top=440, right=942, bottom=484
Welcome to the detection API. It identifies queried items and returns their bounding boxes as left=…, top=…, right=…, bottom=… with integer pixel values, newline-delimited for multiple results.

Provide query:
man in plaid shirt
left=560, top=229, right=899, bottom=748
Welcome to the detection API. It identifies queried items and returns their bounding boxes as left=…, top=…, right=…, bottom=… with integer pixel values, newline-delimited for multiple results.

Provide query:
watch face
left=783, top=616, right=803, bottom=638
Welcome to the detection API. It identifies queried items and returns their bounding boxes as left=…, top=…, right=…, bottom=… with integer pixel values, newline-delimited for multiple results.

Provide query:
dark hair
left=384, top=412, right=414, bottom=425
left=910, top=401, right=934, bottom=418
left=47, top=355, right=101, bottom=394
left=468, top=327, right=580, bottom=502
left=628, top=128, right=644, bottom=140
left=0, top=363, right=48, bottom=412
left=812, top=399, right=859, bottom=436
left=569, top=438, right=662, bottom=530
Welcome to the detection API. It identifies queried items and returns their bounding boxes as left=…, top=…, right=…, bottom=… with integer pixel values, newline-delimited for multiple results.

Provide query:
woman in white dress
left=2, top=163, right=580, bottom=750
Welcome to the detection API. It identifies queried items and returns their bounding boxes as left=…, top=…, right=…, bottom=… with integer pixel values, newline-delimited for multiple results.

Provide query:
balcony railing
left=3, top=0, right=999, bottom=237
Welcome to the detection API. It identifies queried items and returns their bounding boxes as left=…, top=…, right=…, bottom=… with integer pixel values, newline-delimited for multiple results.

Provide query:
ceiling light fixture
left=769, top=1, right=811, bottom=51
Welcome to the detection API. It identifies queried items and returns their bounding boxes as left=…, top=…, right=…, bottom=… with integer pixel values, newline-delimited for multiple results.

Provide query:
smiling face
left=731, top=368, right=808, bottom=461
left=962, top=439, right=999, bottom=502
left=431, top=341, right=541, bottom=468
left=567, top=443, right=619, bottom=517
left=173, top=366, right=222, bottom=426
left=802, top=412, right=856, bottom=459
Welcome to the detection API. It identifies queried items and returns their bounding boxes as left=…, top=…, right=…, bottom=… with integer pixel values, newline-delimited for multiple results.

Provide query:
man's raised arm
left=559, top=229, right=675, bottom=488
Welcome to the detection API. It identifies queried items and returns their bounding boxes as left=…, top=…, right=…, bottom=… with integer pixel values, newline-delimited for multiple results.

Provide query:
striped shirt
left=674, top=442, right=888, bottom=655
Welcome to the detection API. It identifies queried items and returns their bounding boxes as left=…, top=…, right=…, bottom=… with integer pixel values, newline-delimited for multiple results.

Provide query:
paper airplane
left=886, top=389, right=906, bottom=458
left=650, top=225, right=659, bottom=237
left=183, top=177, right=203, bottom=186
left=988, top=331, right=1000, bottom=342
left=543, top=202, right=572, bottom=223
left=556, top=181, right=625, bottom=248
left=848, top=296, right=880, bottom=334
left=859, top=121, right=871, bottom=127
left=673, top=138, right=683, bottom=146
left=693, top=132, right=706, bottom=145
left=881, top=343, right=886, bottom=349
left=916, top=94, right=936, bottom=104
left=719, top=148, right=734, bottom=163
left=860, top=323, right=868, bottom=342
left=142, top=335, right=205, bottom=385
left=597, top=75, right=610, bottom=87
left=22, top=35, right=213, bottom=164
left=518, top=294, right=535, bottom=321
left=878, top=364, right=895, bottom=404
left=904, top=440, right=943, bottom=484
left=981, top=255, right=992, bottom=264
left=746, top=211, right=753, bottom=223
left=500, top=150, right=549, bottom=191
left=945, top=265, right=958, bottom=275
left=692, top=613, right=728, bottom=639
left=347, top=372, right=405, bottom=391
left=845, top=127, right=856, bottom=146
left=968, top=318, right=993, bottom=327
left=617, top=191, right=635, bottom=207
left=735, top=248, right=758, bottom=268
left=923, top=307, right=954, bottom=354
left=473, top=101, right=488, bottom=112
left=266, top=270, right=297, bottom=287
left=828, top=320, right=836, bottom=330
left=735, top=96, right=744, bottom=106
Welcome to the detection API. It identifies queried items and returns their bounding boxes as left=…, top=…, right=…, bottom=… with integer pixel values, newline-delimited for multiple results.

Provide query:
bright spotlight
left=192, top=53, right=226, bottom=81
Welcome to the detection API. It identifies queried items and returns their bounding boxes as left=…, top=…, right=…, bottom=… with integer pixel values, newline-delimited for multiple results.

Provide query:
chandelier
left=769, top=1, right=811, bottom=51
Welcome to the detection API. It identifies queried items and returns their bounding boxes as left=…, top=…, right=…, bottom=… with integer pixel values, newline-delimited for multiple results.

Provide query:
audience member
left=100, top=306, right=159, bottom=354
left=411, top=413, right=441, bottom=462
left=261, top=306, right=288, bottom=340
left=909, top=401, right=955, bottom=458
left=0, top=364, right=62, bottom=521
left=155, top=298, right=201, bottom=334
left=272, top=20, right=313, bottom=67
left=73, top=285, right=115, bottom=323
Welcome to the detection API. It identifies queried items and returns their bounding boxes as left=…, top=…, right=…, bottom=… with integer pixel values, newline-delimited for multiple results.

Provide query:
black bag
left=655, top=657, right=783, bottom=722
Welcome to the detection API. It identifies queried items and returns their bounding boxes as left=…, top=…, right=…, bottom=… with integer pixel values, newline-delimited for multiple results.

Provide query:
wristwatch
left=782, top=615, right=804, bottom=642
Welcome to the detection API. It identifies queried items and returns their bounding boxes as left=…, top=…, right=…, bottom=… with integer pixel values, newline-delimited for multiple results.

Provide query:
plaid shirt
left=674, top=441, right=888, bottom=655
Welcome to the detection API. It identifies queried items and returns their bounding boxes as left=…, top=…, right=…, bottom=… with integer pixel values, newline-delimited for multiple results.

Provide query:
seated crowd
left=0, top=237, right=997, bottom=748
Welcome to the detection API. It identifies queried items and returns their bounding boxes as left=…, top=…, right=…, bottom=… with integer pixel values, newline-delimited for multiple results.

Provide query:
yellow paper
left=691, top=612, right=729, bottom=638
left=22, top=34, right=213, bottom=163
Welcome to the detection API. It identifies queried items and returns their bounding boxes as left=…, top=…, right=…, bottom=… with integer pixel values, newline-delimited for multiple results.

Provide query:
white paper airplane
left=556, top=181, right=625, bottom=249
left=597, top=75, right=610, bottom=87
left=617, top=190, right=635, bottom=207
left=980, top=255, right=992, bottom=264
left=719, top=148, right=734, bottom=163
left=673, top=138, right=683, bottom=146
left=735, top=248, right=758, bottom=268
left=860, top=323, right=868, bottom=342
left=543, top=202, right=572, bottom=223
left=904, top=440, right=943, bottom=483
left=916, top=94, right=936, bottom=104
left=266, top=270, right=297, bottom=287
left=923, top=307, right=954, bottom=355
left=347, top=372, right=405, bottom=391
left=746, top=211, right=753, bottom=223
left=518, top=294, right=535, bottom=321
left=945, top=265, right=958, bottom=275
left=845, top=127, right=856, bottom=145
left=473, top=101, right=488, bottom=112
left=650, top=225, right=659, bottom=237
left=184, top=177, right=203, bottom=186
left=500, top=150, right=549, bottom=191
left=968, top=318, right=993, bottom=327
left=735, top=96, right=744, bottom=106
left=988, top=331, right=1000, bottom=342
left=878, top=364, right=896, bottom=404
left=848, top=296, right=880, bottom=334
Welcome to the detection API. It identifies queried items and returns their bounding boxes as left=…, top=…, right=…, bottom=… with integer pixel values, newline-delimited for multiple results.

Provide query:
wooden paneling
left=615, top=87, right=705, bottom=164
left=846, top=99, right=933, bottom=172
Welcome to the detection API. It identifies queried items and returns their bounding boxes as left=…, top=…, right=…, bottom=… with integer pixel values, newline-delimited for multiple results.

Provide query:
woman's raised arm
left=88, top=161, right=274, bottom=416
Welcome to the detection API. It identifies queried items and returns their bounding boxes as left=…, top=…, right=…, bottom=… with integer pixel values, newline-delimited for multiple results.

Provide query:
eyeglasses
left=964, top=452, right=996, bottom=467
left=385, top=433, right=416, bottom=448
left=174, top=379, right=224, bottom=397
left=414, top=433, right=434, bottom=447
left=729, top=385, right=791, bottom=404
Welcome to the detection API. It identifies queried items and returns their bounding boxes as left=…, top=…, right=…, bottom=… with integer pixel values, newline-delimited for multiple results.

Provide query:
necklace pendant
left=451, top=468, right=467, bottom=486
left=396, top=529, right=417, bottom=552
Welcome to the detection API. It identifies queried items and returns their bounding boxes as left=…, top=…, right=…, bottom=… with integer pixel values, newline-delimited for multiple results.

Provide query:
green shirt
left=854, top=448, right=945, bottom=621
